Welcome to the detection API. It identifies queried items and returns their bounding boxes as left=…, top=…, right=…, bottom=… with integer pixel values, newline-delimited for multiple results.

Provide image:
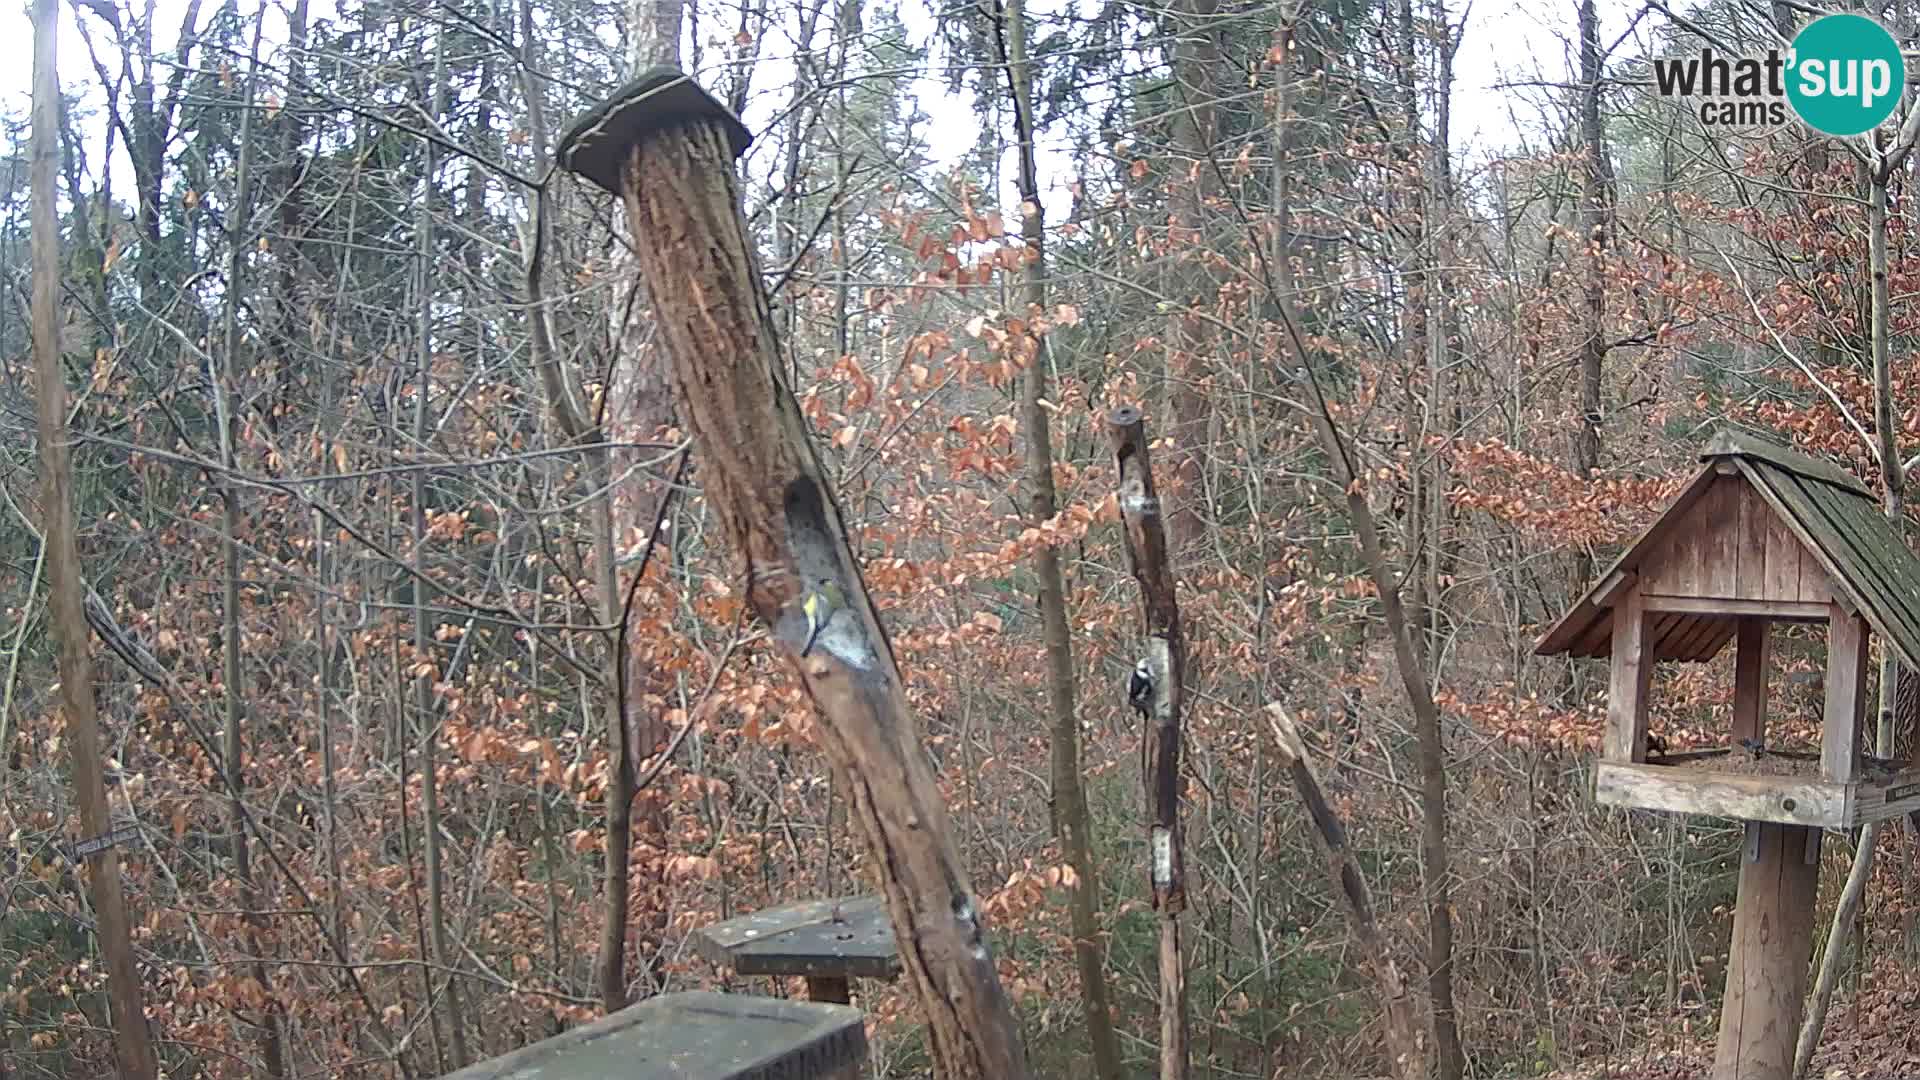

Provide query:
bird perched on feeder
left=800, top=578, right=845, bottom=658
left=1128, top=659, right=1156, bottom=717
left=1732, top=736, right=1766, bottom=763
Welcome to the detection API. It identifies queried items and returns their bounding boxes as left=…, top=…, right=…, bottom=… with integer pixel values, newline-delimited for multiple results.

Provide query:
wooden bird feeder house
left=1536, top=430, right=1920, bottom=1080
left=1537, top=431, right=1920, bottom=825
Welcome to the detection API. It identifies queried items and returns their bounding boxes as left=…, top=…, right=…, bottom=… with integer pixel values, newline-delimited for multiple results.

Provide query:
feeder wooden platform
left=437, top=991, right=866, bottom=1080
left=694, top=895, right=900, bottom=1004
left=1597, top=749, right=1920, bottom=828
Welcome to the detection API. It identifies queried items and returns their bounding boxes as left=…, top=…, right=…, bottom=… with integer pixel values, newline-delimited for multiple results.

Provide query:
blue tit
left=801, top=579, right=846, bottom=657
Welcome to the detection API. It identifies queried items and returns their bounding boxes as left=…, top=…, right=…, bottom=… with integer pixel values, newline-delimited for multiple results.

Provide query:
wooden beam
left=1733, top=618, right=1770, bottom=746
left=1640, top=596, right=1830, bottom=620
left=1605, top=590, right=1653, bottom=762
left=1711, top=823, right=1820, bottom=1080
left=1594, top=569, right=1636, bottom=608
left=1824, top=607, right=1869, bottom=783
left=1594, top=762, right=1849, bottom=829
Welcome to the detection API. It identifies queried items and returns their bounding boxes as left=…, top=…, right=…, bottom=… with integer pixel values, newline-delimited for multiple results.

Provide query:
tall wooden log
left=1106, top=406, right=1190, bottom=1079
left=557, top=70, right=1031, bottom=1080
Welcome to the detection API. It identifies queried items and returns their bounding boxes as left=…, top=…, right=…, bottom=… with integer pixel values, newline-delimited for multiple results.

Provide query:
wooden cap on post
left=556, top=66, right=752, bottom=195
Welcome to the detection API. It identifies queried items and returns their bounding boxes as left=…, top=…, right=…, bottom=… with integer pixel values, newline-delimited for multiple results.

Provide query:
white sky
left=0, top=0, right=1635, bottom=217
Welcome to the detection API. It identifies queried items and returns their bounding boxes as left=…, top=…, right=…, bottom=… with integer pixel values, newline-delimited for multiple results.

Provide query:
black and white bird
left=1127, top=659, right=1156, bottom=717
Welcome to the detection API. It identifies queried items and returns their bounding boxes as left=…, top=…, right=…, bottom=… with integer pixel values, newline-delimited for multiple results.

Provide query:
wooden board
left=1849, top=767, right=1920, bottom=824
left=437, top=991, right=867, bottom=1080
left=1594, top=761, right=1850, bottom=828
left=695, top=896, right=900, bottom=981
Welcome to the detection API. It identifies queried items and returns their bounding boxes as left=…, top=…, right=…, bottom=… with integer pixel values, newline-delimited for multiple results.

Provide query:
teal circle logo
left=1787, top=14, right=1904, bottom=136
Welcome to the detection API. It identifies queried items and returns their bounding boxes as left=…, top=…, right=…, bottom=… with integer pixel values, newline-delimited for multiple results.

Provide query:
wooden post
left=558, top=70, right=1030, bottom=1080
left=805, top=976, right=852, bottom=1005
left=1605, top=590, right=1652, bottom=762
left=1824, top=608, right=1868, bottom=783
left=1733, top=617, right=1769, bottom=747
left=1712, top=822, right=1820, bottom=1080
left=1107, top=407, right=1190, bottom=1079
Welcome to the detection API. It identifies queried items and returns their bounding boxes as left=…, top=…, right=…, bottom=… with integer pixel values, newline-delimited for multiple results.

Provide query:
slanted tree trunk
left=1266, top=705, right=1425, bottom=1079
left=566, top=76, right=1032, bottom=1079
left=995, top=1, right=1122, bottom=1076
left=1107, top=408, right=1190, bottom=1080
left=31, top=0, right=157, bottom=1073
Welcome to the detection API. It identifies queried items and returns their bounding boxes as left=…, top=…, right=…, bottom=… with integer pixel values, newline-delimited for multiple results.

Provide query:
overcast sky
left=0, top=0, right=1637, bottom=215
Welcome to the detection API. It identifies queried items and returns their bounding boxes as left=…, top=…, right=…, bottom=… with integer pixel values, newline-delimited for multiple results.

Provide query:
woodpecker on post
left=1128, top=659, right=1155, bottom=717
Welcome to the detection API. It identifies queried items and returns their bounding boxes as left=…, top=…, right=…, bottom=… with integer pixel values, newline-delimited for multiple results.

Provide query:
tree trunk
left=997, top=1, right=1123, bottom=1076
left=1164, top=0, right=1221, bottom=555
left=215, top=12, right=287, bottom=1074
left=1107, top=409, right=1191, bottom=1080
left=1572, top=0, right=1614, bottom=592
left=578, top=83, right=1032, bottom=1080
left=600, top=0, right=686, bottom=1010
left=412, top=23, right=469, bottom=1068
left=30, top=1, right=157, bottom=1073
left=1795, top=151, right=1907, bottom=1080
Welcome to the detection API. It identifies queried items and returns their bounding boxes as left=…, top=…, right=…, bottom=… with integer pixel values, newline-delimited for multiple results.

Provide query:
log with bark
left=556, top=68, right=1030, bottom=1080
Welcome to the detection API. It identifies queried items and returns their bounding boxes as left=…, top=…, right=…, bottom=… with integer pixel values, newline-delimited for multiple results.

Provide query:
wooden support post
left=1733, top=617, right=1770, bottom=748
left=1605, top=590, right=1653, bottom=762
left=1107, top=407, right=1190, bottom=1080
left=558, top=70, right=1030, bottom=1080
left=1825, top=608, right=1869, bottom=783
left=806, top=976, right=852, bottom=1005
left=1712, top=822, right=1820, bottom=1080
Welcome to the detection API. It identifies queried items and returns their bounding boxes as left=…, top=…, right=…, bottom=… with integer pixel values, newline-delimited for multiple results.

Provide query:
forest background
left=4, top=0, right=1920, bottom=1076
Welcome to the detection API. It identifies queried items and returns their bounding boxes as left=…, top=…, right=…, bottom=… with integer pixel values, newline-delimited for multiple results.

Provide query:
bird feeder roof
left=557, top=66, right=752, bottom=196
left=1535, top=430, right=1920, bottom=670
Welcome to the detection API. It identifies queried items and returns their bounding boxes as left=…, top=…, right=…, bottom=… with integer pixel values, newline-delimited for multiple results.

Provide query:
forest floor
left=1544, top=959, right=1920, bottom=1079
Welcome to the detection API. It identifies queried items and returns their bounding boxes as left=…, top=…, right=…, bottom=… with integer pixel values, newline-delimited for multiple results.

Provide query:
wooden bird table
left=695, top=895, right=902, bottom=1004
left=436, top=991, right=867, bottom=1080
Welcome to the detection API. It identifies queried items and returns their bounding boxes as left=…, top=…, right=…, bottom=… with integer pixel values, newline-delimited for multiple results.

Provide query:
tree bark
left=996, top=1, right=1123, bottom=1075
left=1107, top=408, right=1190, bottom=1080
left=31, top=0, right=157, bottom=1073
left=589, top=95, right=1032, bottom=1080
